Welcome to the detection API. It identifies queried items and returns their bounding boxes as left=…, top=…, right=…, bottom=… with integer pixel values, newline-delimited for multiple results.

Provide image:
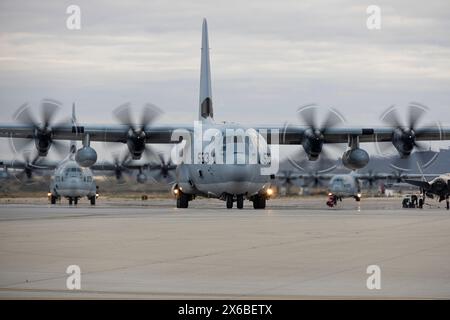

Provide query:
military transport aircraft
left=0, top=19, right=449, bottom=209
left=0, top=105, right=98, bottom=205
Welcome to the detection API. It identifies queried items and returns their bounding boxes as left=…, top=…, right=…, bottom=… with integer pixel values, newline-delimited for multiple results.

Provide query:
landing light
left=47, top=192, right=52, bottom=197
left=357, top=193, right=362, bottom=198
left=96, top=193, right=99, bottom=199
left=266, top=188, right=273, bottom=196
left=328, top=192, right=333, bottom=196
left=173, top=189, right=179, bottom=195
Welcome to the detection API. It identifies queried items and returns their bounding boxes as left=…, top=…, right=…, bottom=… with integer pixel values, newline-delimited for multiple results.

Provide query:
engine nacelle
left=127, top=130, right=146, bottom=160
left=301, top=129, right=324, bottom=161
left=137, top=172, right=147, bottom=184
left=342, top=148, right=369, bottom=170
left=34, top=130, right=52, bottom=156
left=75, top=146, right=97, bottom=167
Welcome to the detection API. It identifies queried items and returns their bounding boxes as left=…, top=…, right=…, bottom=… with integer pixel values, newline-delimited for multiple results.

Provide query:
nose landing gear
left=68, top=197, right=78, bottom=205
left=225, top=194, right=245, bottom=209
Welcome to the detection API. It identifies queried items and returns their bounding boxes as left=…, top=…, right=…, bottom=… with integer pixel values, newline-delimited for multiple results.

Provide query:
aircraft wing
left=0, top=159, right=58, bottom=170
left=355, top=173, right=439, bottom=180
left=1, top=123, right=448, bottom=145
left=275, top=126, right=447, bottom=144
left=0, top=123, right=186, bottom=144
left=90, top=161, right=164, bottom=171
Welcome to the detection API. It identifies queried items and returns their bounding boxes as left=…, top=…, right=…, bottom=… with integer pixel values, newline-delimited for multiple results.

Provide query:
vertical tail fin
left=70, top=102, right=77, bottom=154
left=199, top=18, right=213, bottom=121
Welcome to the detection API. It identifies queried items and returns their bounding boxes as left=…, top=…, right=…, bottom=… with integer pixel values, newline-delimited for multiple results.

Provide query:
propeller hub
left=302, top=128, right=324, bottom=159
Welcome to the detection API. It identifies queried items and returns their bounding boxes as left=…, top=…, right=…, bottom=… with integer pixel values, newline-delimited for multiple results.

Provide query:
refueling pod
left=75, top=146, right=97, bottom=167
left=342, top=148, right=369, bottom=170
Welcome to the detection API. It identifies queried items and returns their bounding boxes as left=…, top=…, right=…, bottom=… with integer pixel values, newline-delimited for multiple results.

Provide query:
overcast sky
left=1, top=0, right=449, bottom=161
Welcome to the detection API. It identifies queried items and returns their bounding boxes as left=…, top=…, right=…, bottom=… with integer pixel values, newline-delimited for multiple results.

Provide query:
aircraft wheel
left=236, top=195, right=244, bottom=209
left=253, top=196, right=266, bottom=209
left=259, top=197, right=266, bottom=209
left=176, top=192, right=189, bottom=208
left=419, top=199, right=423, bottom=209
left=68, top=198, right=73, bottom=205
left=226, top=195, right=233, bottom=209
left=90, top=196, right=96, bottom=206
left=50, top=195, right=57, bottom=205
left=355, top=196, right=361, bottom=202
left=74, top=198, right=78, bottom=205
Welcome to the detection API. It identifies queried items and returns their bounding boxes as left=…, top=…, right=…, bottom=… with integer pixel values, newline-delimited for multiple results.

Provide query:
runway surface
left=0, top=197, right=450, bottom=299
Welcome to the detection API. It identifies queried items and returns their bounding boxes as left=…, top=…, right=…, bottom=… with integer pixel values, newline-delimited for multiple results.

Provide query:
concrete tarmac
left=0, top=197, right=449, bottom=299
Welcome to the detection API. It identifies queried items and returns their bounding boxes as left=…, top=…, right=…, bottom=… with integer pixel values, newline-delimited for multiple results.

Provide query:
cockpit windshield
left=64, top=167, right=82, bottom=176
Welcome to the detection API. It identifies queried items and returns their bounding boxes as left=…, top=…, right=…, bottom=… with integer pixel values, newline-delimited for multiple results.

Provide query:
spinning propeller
left=287, top=104, right=346, bottom=173
left=113, top=103, right=162, bottom=160
left=12, top=99, right=68, bottom=157
left=377, top=103, right=439, bottom=170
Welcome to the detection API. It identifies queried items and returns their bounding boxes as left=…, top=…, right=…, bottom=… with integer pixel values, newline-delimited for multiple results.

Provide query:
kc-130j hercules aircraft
left=0, top=105, right=98, bottom=205
left=0, top=19, right=449, bottom=209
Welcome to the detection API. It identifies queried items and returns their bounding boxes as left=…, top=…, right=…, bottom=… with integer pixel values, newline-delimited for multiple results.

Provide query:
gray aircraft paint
left=328, top=174, right=360, bottom=198
left=176, top=20, right=271, bottom=200
left=50, top=158, right=96, bottom=199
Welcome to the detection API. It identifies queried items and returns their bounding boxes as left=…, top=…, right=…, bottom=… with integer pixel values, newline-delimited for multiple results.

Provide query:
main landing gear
left=176, top=191, right=191, bottom=208
left=50, top=194, right=57, bottom=204
left=251, top=194, right=266, bottom=209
